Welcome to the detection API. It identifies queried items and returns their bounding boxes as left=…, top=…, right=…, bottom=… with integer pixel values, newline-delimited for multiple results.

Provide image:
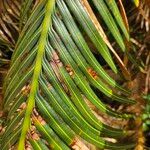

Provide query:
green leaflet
left=2, top=111, right=24, bottom=141
left=29, top=139, right=49, bottom=150
left=4, top=1, right=46, bottom=87
left=104, top=0, right=130, bottom=40
left=36, top=94, right=75, bottom=146
left=3, top=68, right=33, bottom=108
left=4, top=48, right=37, bottom=98
left=34, top=118, right=70, bottom=150
left=10, top=0, right=45, bottom=63
left=19, top=0, right=34, bottom=29
left=8, top=94, right=27, bottom=117
left=1, top=127, right=22, bottom=150
left=91, top=0, right=126, bottom=51
left=4, top=30, right=41, bottom=88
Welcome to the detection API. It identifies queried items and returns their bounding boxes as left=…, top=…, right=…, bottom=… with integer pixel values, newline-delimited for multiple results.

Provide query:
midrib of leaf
left=17, top=0, right=55, bottom=149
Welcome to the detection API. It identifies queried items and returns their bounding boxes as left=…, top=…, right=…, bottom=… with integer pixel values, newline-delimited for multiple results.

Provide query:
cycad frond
left=2, top=0, right=136, bottom=149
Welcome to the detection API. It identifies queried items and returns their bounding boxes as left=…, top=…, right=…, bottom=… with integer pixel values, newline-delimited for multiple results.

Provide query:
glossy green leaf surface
left=2, top=0, right=135, bottom=149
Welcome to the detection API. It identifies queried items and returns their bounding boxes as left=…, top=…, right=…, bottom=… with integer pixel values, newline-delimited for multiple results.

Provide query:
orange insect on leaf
left=87, top=68, right=98, bottom=79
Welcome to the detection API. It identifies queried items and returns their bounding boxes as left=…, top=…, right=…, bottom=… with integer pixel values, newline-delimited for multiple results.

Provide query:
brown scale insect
left=52, top=51, right=63, bottom=67
left=87, top=68, right=98, bottom=79
left=21, top=84, right=31, bottom=96
left=33, top=110, right=46, bottom=125
left=65, top=64, right=74, bottom=77
left=46, top=82, right=52, bottom=90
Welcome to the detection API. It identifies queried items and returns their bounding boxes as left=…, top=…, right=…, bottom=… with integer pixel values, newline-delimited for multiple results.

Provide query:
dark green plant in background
left=0, top=0, right=149, bottom=149
left=142, top=95, right=150, bottom=132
